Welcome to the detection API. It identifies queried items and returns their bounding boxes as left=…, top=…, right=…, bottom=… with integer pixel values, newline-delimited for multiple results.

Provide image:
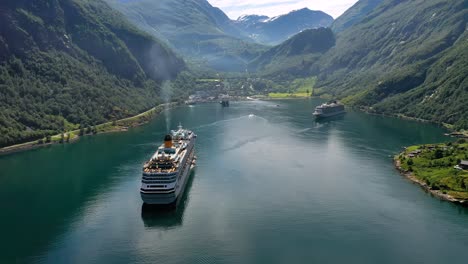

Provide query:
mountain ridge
left=331, top=0, right=384, bottom=32
left=234, top=8, right=334, bottom=45
left=104, top=1, right=335, bottom=71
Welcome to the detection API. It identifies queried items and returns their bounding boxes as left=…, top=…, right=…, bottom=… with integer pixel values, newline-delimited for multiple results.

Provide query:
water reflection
left=140, top=170, right=196, bottom=229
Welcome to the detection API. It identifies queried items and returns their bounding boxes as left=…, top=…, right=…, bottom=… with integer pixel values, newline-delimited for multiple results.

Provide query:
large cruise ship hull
left=313, top=110, right=345, bottom=119
left=141, top=148, right=195, bottom=206
left=141, top=192, right=178, bottom=205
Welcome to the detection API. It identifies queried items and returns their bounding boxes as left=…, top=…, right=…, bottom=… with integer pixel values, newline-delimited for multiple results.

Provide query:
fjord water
left=1, top=99, right=467, bottom=264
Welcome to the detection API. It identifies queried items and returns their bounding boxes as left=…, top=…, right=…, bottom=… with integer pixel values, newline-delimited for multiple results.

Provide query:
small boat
left=220, top=100, right=229, bottom=107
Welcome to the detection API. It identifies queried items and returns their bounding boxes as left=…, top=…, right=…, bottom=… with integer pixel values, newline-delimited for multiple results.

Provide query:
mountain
left=368, top=34, right=468, bottom=129
left=0, top=0, right=184, bottom=147
left=235, top=8, right=334, bottom=45
left=315, top=0, right=468, bottom=128
left=331, top=0, right=384, bottom=32
left=235, top=15, right=269, bottom=29
left=250, top=28, right=335, bottom=76
left=105, top=0, right=266, bottom=72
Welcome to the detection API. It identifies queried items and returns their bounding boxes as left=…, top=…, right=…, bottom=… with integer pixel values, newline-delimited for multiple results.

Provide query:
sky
left=208, top=0, right=359, bottom=19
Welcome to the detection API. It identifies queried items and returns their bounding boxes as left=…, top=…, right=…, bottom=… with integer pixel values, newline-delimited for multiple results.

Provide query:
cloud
left=208, top=0, right=359, bottom=19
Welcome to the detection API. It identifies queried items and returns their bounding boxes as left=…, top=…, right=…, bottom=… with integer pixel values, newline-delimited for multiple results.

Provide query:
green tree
left=407, top=158, right=414, bottom=166
left=434, top=149, right=444, bottom=159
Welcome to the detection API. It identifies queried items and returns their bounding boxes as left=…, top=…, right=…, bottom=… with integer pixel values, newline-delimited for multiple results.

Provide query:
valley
left=1, top=0, right=467, bottom=148
left=105, top=0, right=468, bottom=130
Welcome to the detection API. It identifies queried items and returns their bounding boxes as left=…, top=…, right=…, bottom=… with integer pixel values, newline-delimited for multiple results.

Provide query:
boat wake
left=222, top=135, right=267, bottom=152
left=194, top=114, right=268, bottom=131
left=296, top=128, right=312, bottom=134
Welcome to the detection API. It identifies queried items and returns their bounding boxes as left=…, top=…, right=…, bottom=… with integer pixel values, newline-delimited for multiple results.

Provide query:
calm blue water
left=1, top=99, right=467, bottom=264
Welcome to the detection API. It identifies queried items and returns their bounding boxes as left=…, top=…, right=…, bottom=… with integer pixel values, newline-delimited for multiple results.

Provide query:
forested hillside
left=368, top=31, right=468, bottom=128
left=331, top=0, right=384, bottom=32
left=105, top=0, right=266, bottom=72
left=0, top=0, right=184, bottom=147
left=250, top=28, right=335, bottom=76
left=315, top=0, right=467, bottom=129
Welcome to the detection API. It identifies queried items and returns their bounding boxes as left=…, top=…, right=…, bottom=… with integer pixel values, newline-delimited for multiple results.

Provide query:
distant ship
left=141, top=124, right=196, bottom=205
left=220, top=100, right=229, bottom=107
left=313, top=101, right=345, bottom=118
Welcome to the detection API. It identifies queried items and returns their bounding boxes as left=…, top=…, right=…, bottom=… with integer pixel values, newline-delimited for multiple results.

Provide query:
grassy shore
left=0, top=103, right=176, bottom=155
left=267, top=77, right=316, bottom=99
left=267, top=92, right=311, bottom=98
left=395, top=139, right=468, bottom=203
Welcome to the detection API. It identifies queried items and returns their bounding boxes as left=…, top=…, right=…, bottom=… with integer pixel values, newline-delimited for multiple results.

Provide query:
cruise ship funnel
left=164, top=134, right=173, bottom=148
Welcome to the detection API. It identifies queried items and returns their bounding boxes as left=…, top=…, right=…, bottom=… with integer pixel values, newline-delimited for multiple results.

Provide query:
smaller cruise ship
left=313, top=101, right=345, bottom=118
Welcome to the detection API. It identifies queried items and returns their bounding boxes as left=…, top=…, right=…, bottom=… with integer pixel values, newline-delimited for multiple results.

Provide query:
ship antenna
left=178, top=122, right=182, bottom=130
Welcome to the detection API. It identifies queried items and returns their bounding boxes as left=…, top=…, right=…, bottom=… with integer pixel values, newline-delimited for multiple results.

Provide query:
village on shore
left=395, top=139, right=468, bottom=204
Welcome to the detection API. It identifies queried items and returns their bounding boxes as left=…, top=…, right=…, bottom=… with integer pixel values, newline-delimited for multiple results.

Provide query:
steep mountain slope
left=235, top=8, right=334, bottom=45
left=250, top=28, right=335, bottom=76
left=0, top=0, right=184, bottom=147
left=331, top=0, right=384, bottom=32
left=370, top=35, right=468, bottom=128
left=105, top=0, right=265, bottom=72
left=315, top=0, right=468, bottom=128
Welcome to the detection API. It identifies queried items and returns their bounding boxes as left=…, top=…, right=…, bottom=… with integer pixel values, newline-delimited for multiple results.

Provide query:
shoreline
left=261, top=96, right=314, bottom=100
left=0, top=103, right=177, bottom=156
left=394, top=158, right=468, bottom=206
left=355, top=106, right=468, bottom=137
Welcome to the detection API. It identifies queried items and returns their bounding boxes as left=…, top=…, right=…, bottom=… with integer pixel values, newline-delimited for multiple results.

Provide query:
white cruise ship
left=141, top=124, right=196, bottom=205
left=313, top=101, right=345, bottom=118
